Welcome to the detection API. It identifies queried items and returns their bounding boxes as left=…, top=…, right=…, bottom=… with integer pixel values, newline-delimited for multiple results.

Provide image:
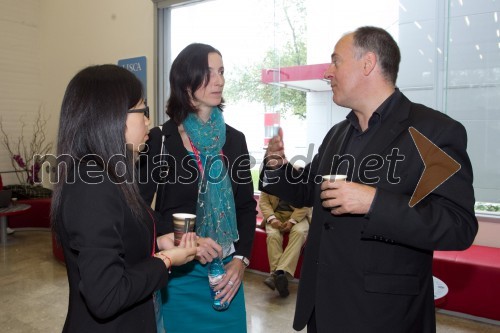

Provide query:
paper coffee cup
left=322, top=174, right=347, bottom=182
left=173, top=213, right=196, bottom=246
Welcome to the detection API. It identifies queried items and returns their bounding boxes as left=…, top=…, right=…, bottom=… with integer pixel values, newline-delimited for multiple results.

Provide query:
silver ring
left=228, top=280, right=234, bottom=286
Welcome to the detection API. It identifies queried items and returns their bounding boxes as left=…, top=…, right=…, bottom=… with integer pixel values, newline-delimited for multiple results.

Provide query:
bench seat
left=433, top=245, right=500, bottom=321
left=248, top=217, right=304, bottom=279
left=8, top=198, right=51, bottom=228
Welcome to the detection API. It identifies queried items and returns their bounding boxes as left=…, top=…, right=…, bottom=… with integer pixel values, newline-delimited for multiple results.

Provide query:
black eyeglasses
left=128, top=106, right=149, bottom=119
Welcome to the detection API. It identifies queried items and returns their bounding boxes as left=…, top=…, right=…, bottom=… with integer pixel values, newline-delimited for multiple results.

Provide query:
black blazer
left=55, top=164, right=169, bottom=333
left=138, top=119, right=256, bottom=258
left=261, top=92, right=478, bottom=333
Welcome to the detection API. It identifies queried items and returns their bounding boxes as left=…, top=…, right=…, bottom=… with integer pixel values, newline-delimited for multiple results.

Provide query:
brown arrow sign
left=408, top=127, right=461, bottom=207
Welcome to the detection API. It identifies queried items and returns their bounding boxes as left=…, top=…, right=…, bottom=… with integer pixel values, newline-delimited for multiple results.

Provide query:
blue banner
left=118, top=56, right=147, bottom=99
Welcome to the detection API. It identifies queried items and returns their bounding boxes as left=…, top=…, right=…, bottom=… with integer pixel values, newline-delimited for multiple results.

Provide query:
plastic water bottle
left=208, top=257, right=230, bottom=311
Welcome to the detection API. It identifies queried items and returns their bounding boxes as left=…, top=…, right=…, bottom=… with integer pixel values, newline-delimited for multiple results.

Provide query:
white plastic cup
left=322, top=174, right=347, bottom=182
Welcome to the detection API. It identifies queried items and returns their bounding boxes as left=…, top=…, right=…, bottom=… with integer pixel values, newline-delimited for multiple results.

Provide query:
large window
left=397, top=0, right=500, bottom=211
left=157, top=0, right=316, bottom=166
left=155, top=0, right=500, bottom=212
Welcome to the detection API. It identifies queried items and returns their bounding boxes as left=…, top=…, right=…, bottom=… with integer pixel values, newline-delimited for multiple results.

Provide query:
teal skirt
left=161, top=256, right=246, bottom=332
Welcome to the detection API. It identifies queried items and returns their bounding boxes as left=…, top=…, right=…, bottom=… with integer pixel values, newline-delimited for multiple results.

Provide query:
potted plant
left=0, top=107, right=53, bottom=199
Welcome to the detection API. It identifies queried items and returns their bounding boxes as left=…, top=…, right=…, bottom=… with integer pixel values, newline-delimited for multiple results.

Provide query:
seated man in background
left=259, top=191, right=311, bottom=297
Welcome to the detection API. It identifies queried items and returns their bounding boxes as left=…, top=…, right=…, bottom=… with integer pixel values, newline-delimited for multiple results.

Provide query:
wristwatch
left=233, top=255, right=250, bottom=267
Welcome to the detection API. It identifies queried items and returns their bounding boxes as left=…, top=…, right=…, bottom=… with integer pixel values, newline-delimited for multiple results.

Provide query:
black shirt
left=336, top=89, right=402, bottom=180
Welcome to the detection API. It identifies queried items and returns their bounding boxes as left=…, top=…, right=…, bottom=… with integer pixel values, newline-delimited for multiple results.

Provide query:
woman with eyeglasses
left=138, top=43, right=256, bottom=333
left=51, top=64, right=197, bottom=333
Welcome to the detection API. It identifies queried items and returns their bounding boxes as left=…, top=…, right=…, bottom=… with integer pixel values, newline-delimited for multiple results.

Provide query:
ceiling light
left=475, top=44, right=480, bottom=50
left=414, top=21, right=422, bottom=29
left=465, top=16, right=470, bottom=26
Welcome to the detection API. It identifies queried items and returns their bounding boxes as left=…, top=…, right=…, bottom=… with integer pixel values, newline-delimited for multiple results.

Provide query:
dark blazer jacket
left=260, top=92, right=478, bottom=333
left=55, top=164, right=169, bottom=333
left=138, top=119, right=256, bottom=259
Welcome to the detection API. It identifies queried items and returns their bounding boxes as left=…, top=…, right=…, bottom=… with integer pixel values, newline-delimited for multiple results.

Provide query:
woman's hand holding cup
left=156, top=232, right=197, bottom=270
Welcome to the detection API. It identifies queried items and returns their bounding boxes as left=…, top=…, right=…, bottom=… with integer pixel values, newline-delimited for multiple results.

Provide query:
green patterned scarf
left=182, top=107, right=239, bottom=251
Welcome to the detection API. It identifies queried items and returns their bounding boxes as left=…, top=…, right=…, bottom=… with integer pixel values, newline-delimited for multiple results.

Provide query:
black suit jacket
left=55, top=164, right=169, bottom=333
left=138, top=119, right=256, bottom=258
left=260, top=92, right=478, bottom=333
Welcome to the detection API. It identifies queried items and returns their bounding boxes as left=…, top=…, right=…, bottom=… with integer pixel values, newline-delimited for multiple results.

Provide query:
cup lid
left=172, top=213, right=196, bottom=219
left=322, top=174, right=347, bottom=181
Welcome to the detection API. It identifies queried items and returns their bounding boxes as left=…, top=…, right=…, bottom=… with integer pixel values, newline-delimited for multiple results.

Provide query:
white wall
left=0, top=0, right=42, bottom=184
left=475, top=217, right=500, bottom=248
left=39, top=0, right=156, bottom=144
left=0, top=0, right=156, bottom=185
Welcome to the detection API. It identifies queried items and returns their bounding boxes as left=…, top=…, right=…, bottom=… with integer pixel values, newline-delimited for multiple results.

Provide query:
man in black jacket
left=260, top=26, right=477, bottom=333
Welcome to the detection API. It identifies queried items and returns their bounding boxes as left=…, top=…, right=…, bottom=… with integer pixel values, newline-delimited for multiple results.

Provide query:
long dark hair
left=51, top=64, right=147, bottom=227
left=166, top=43, right=225, bottom=125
